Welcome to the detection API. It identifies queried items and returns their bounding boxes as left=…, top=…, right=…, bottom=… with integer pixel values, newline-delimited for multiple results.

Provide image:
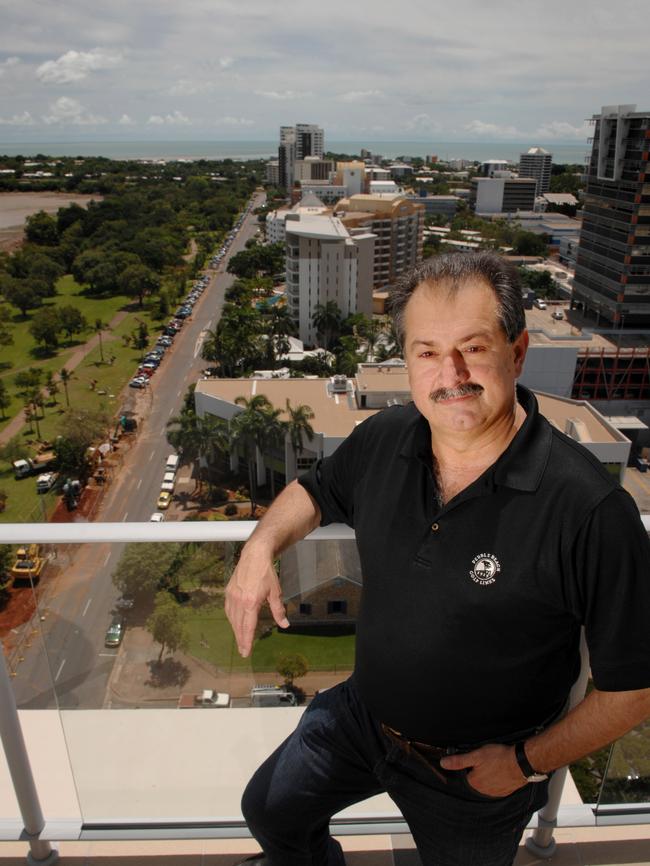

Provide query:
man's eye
left=463, top=346, right=483, bottom=354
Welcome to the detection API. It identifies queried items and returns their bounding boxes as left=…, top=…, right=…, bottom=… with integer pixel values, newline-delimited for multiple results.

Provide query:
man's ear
left=513, top=330, right=529, bottom=376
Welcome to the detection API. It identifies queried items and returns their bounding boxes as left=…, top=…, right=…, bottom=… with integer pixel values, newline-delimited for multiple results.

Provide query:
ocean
left=0, top=139, right=589, bottom=165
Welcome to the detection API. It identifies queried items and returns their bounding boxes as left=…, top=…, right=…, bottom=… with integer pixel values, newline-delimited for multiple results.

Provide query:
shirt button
left=431, top=522, right=439, bottom=532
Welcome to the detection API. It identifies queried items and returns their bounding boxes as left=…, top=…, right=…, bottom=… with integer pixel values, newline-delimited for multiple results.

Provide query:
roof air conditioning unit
left=331, top=375, right=348, bottom=393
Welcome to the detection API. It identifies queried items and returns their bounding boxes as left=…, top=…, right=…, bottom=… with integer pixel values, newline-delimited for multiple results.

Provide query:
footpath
left=0, top=310, right=128, bottom=446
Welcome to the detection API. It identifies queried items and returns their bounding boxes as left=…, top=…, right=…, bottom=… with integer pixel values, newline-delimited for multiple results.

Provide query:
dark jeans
left=241, top=677, right=549, bottom=866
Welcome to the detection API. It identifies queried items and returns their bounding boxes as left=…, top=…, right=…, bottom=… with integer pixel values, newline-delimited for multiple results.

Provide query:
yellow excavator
left=10, top=544, right=46, bottom=585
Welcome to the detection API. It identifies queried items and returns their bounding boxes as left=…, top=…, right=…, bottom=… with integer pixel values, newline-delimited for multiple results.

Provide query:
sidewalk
left=0, top=310, right=128, bottom=446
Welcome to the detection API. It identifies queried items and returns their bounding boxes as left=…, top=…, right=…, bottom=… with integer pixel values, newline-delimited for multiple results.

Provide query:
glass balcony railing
left=1, top=518, right=649, bottom=858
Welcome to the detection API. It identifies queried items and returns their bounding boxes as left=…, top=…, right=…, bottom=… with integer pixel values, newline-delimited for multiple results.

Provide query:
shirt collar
left=399, top=385, right=552, bottom=493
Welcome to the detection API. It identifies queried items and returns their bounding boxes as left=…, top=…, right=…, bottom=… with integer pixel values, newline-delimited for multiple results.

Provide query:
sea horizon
left=0, top=139, right=589, bottom=165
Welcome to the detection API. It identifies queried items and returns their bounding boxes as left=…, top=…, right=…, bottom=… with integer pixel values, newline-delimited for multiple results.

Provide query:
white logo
left=470, top=553, right=500, bottom=586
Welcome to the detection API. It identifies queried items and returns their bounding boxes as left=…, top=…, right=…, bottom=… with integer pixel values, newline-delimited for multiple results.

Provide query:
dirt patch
left=0, top=587, right=38, bottom=654
left=49, top=483, right=104, bottom=522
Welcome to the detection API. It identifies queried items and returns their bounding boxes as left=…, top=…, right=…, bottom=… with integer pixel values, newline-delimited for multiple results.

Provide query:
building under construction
left=571, top=345, right=650, bottom=402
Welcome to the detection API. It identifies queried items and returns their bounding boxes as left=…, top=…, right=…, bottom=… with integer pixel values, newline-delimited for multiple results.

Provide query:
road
left=11, top=191, right=266, bottom=710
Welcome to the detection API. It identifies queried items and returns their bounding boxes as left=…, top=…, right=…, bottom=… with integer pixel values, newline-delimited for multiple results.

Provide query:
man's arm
left=224, top=479, right=321, bottom=658
left=440, top=687, right=650, bottom=797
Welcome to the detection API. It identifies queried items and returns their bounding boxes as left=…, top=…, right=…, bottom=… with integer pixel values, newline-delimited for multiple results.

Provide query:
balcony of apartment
left=1, top=520, right=650, bottom=866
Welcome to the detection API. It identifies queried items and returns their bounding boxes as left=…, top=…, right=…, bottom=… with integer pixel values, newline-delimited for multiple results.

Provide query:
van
left=534, top=299, right=547, bottom=310
left=250, top=685, right=298, bottom=707
left=165, top=454, right=179, bottom=473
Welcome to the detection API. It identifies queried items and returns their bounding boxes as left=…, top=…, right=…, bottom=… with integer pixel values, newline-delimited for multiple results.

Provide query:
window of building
left=328, top=600, right=347, bottom=615
left=299, top=603, right=312, bottom=615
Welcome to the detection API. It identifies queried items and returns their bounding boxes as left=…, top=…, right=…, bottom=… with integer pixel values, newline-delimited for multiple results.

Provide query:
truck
left=250, top=685, right=298, bottom=707
left=10, top=544, right=46, bottom=585
left=12, top=451, right=56, bottom=479
left=36, top=472, right=58, bottom=493
left=177, top=689, right=231, bottom=709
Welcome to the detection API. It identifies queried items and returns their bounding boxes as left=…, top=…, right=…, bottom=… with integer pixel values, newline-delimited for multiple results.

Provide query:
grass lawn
left=0, top=471, right=59, bottom=523
left=185, top=605, right=356, bottom=675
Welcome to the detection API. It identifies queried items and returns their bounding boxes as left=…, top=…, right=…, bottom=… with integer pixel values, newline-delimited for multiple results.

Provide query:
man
left=225, top=252, right=650, bottom=866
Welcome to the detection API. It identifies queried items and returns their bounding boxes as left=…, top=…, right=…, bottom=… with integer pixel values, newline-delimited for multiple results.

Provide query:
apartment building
left=294, top=156, right=335, bottom=182
left=265, top=192, right=329, bottom=244
left=334, top=193, right=425, bottom=289
left=519, top=146, right=553, bottom=195
left=471, top=177, right=538, bottom=214
left=278, top=123, right=325, bottom=190
left=284, top=213, right=376, bottom=344
left=572, top=103, right=650, bottom=327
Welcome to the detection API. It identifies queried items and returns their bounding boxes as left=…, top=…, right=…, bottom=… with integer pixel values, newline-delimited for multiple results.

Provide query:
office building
left=278, top=123, right=325, bottom=190
left=572, top=104, right=650, bottom=327
left=294, top=157, right=335, bottom=182
left=519, top=147, right=553, bottom=195
left=407, top=193, right=461, bottom=218
left=284, top=213, right=376, bottom=344
left=470, top=177, right=538, bottom=214
left=334, top=193, right=425, bottom=289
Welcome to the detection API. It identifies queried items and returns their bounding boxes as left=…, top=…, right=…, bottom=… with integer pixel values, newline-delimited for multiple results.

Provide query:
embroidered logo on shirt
left=470, top=553, right=500, bottom=586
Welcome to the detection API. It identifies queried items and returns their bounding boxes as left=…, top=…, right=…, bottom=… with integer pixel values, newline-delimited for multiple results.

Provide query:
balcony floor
left=2, top=825, right=650, bottom=866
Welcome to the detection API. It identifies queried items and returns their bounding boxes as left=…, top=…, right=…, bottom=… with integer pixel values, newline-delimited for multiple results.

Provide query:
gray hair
left=389, top=252, right=525, bottom=349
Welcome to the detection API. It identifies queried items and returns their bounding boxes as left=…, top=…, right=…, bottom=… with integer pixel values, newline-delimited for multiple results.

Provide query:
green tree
left=0, top=304, right=14, bottom=347
left=119, top=263, right=161, bottom=308
left=59, top=367, right=73, bottom=408
left=512, top=230, right=548, bottom=257
left=94, top=318, right=107, bottom=363
left=285, top=400, right=315, bottom=477
left=231, top=394, right=274, bottom=515
left=276, top=652, right=309, bottom=688
left=166, top=408, right=203, bottom=493
left=44, top=371, right=59, bottom=405
left=59, top=305, right=88, bottom=343
left=0, top=436, right=29, bottom=464
left=0, top=380, right=11, bottom=419
left=312, top=301, right=342, bottom=350
left=29, top=306, right=62, bottom=352
left=112, top=544, right=182, bottom=600
left=1, top=275, right=42, bottom=316
left=147, top=591, right=190, bottom=662
left=25, top=210, right=59, bottom=246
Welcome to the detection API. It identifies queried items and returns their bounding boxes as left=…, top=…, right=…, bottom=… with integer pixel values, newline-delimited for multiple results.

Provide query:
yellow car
left=157, top=490, right=172, bottom=510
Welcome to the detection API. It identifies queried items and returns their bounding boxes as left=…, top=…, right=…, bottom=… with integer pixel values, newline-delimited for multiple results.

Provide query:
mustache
left=430, top=382, right=484, bottom=403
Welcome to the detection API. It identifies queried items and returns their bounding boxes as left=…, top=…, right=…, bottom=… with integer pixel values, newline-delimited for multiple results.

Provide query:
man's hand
left=440, top=744, right=527, bottom=798
left=224, top=545, right=290, bottom=658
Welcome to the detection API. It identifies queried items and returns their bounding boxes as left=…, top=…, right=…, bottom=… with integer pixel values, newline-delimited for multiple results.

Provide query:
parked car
left=129, top=377, right=148, bottom=388
left=551, top=310, right=564, bottom=320
left=157, top=490, right=172, bottom=510
left=104, top=617, right=125, bottom=648
left=150, top=512, right=165, bottom=522
left=161, top=471, right=176, bottom=492
left=157, top=336, right=173, bottom=347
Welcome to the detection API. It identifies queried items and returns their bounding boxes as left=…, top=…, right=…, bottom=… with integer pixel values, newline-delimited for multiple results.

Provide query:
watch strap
left=514, top=741, right=548, bottom=781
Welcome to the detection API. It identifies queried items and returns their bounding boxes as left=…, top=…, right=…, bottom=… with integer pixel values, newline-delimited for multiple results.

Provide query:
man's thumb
left=439, top=751, right=475, bottom=771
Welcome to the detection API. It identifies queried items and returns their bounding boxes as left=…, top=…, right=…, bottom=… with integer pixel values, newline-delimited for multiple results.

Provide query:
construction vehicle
left=12, top=451, right=56, bottom=479
left=10, top=544, right=46, bottom=585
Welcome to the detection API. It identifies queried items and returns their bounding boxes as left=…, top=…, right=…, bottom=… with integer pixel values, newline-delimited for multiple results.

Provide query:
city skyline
left=1, top=0, right=648, bottom=143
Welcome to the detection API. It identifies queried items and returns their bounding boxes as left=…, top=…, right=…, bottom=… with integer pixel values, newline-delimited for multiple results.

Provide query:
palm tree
left=312, top=301, right=342, bottom=350
left=59, top=368, right=73, bottom=408
left=166, top=409, right=202, bottom=493
left=258, top=405, right=287, bottom=500
left=230, top=394, right=273, bottom=515
left=197, top=414, right=231, bottom=491
left=285, top=400, right=315, bottom=480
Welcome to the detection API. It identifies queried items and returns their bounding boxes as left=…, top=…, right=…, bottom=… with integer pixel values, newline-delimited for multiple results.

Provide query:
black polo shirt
left=298, top=386, right=650, bottom=745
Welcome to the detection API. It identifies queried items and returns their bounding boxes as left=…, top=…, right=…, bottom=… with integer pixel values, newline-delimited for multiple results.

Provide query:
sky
left=0, top=0, right=648, bottom=143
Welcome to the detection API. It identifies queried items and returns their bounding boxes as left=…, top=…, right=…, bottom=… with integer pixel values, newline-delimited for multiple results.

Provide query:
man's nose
left=439, top=350, right=469, bottom=386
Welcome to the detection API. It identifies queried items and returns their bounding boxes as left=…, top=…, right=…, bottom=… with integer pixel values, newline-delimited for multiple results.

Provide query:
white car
left=160, top=471, right=176, bottom=492
left=36, top=472, right=58, bottom=493
left=150, top=512, right=165, bottom=522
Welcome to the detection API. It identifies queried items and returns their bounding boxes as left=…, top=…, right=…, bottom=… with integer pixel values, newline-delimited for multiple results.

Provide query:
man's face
left=403, top=278, right=528, bottom=438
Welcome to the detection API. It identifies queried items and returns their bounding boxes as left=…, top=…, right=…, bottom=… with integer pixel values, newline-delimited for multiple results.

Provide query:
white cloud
left=36, top=48, right=122, bottom=85
left=147, top=110, right=191, bottom=125
left=405, top=113, right=442, bottom=133
left=0, top=111, right=35, bottom=126
left=219, top=57, right=234, bottom=69
left=42, top=96, right=107, bottom=125
left=464, top=119, right=522, bottom=138
left=118, top=113, right=135, bottom=126
left=169, top=79, right=217, bottom=96
left=254, top=90, right=310, bottom=101
left=534, top=120, right=591, bottom=140
left=339, top=90, right=384, bottom=103
left=220, top=116, right=255, bottom=126
left=0, top=56, right=20, bottom=77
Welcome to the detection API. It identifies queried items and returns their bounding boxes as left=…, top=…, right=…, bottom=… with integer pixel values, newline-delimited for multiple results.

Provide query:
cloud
left=220, top=116, right=255, bottom=126
left=169, top=79, right=217, bottom=96
left=254, top=90, right=311, bottom=100
left=147, top=110, right=191, bottom=125
left=42, top=96, right=107, bottom=125
left=118, top=113, right=135, bottom=126
left=405, top=113, right=443, bottom=133
left=534, top=120, right=591, bottom=140
left=464, top=119, right=523, bottom=138
left=36, top=48, right=122, bottom=84
left=338, top=90, right=384, bottom=103
left=0, top=57, right=20, bottom=77
left=219, top=57, right=234, bottom=68
left=0, top=111, right=35, bottom=126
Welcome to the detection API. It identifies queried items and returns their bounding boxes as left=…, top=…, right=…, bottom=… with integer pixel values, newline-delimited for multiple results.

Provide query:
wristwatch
left=514, top=741, right=549, bottom=782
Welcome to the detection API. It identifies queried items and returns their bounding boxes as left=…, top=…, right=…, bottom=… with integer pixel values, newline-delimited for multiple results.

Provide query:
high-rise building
left=334, top=194, right=425, bottom=290
left=572, top=104, right=650, bottom=327
left=519, top=147, right=552, bottom=195
left=284, top=214, right=376, bottom=344
left=278, top=124, right=324, bottom=190
left=470, top=177, right=537, bottom=214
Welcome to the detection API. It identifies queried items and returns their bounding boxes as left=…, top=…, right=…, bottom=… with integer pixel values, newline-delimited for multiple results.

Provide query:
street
left=10, top=191, right=266, bottom=710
